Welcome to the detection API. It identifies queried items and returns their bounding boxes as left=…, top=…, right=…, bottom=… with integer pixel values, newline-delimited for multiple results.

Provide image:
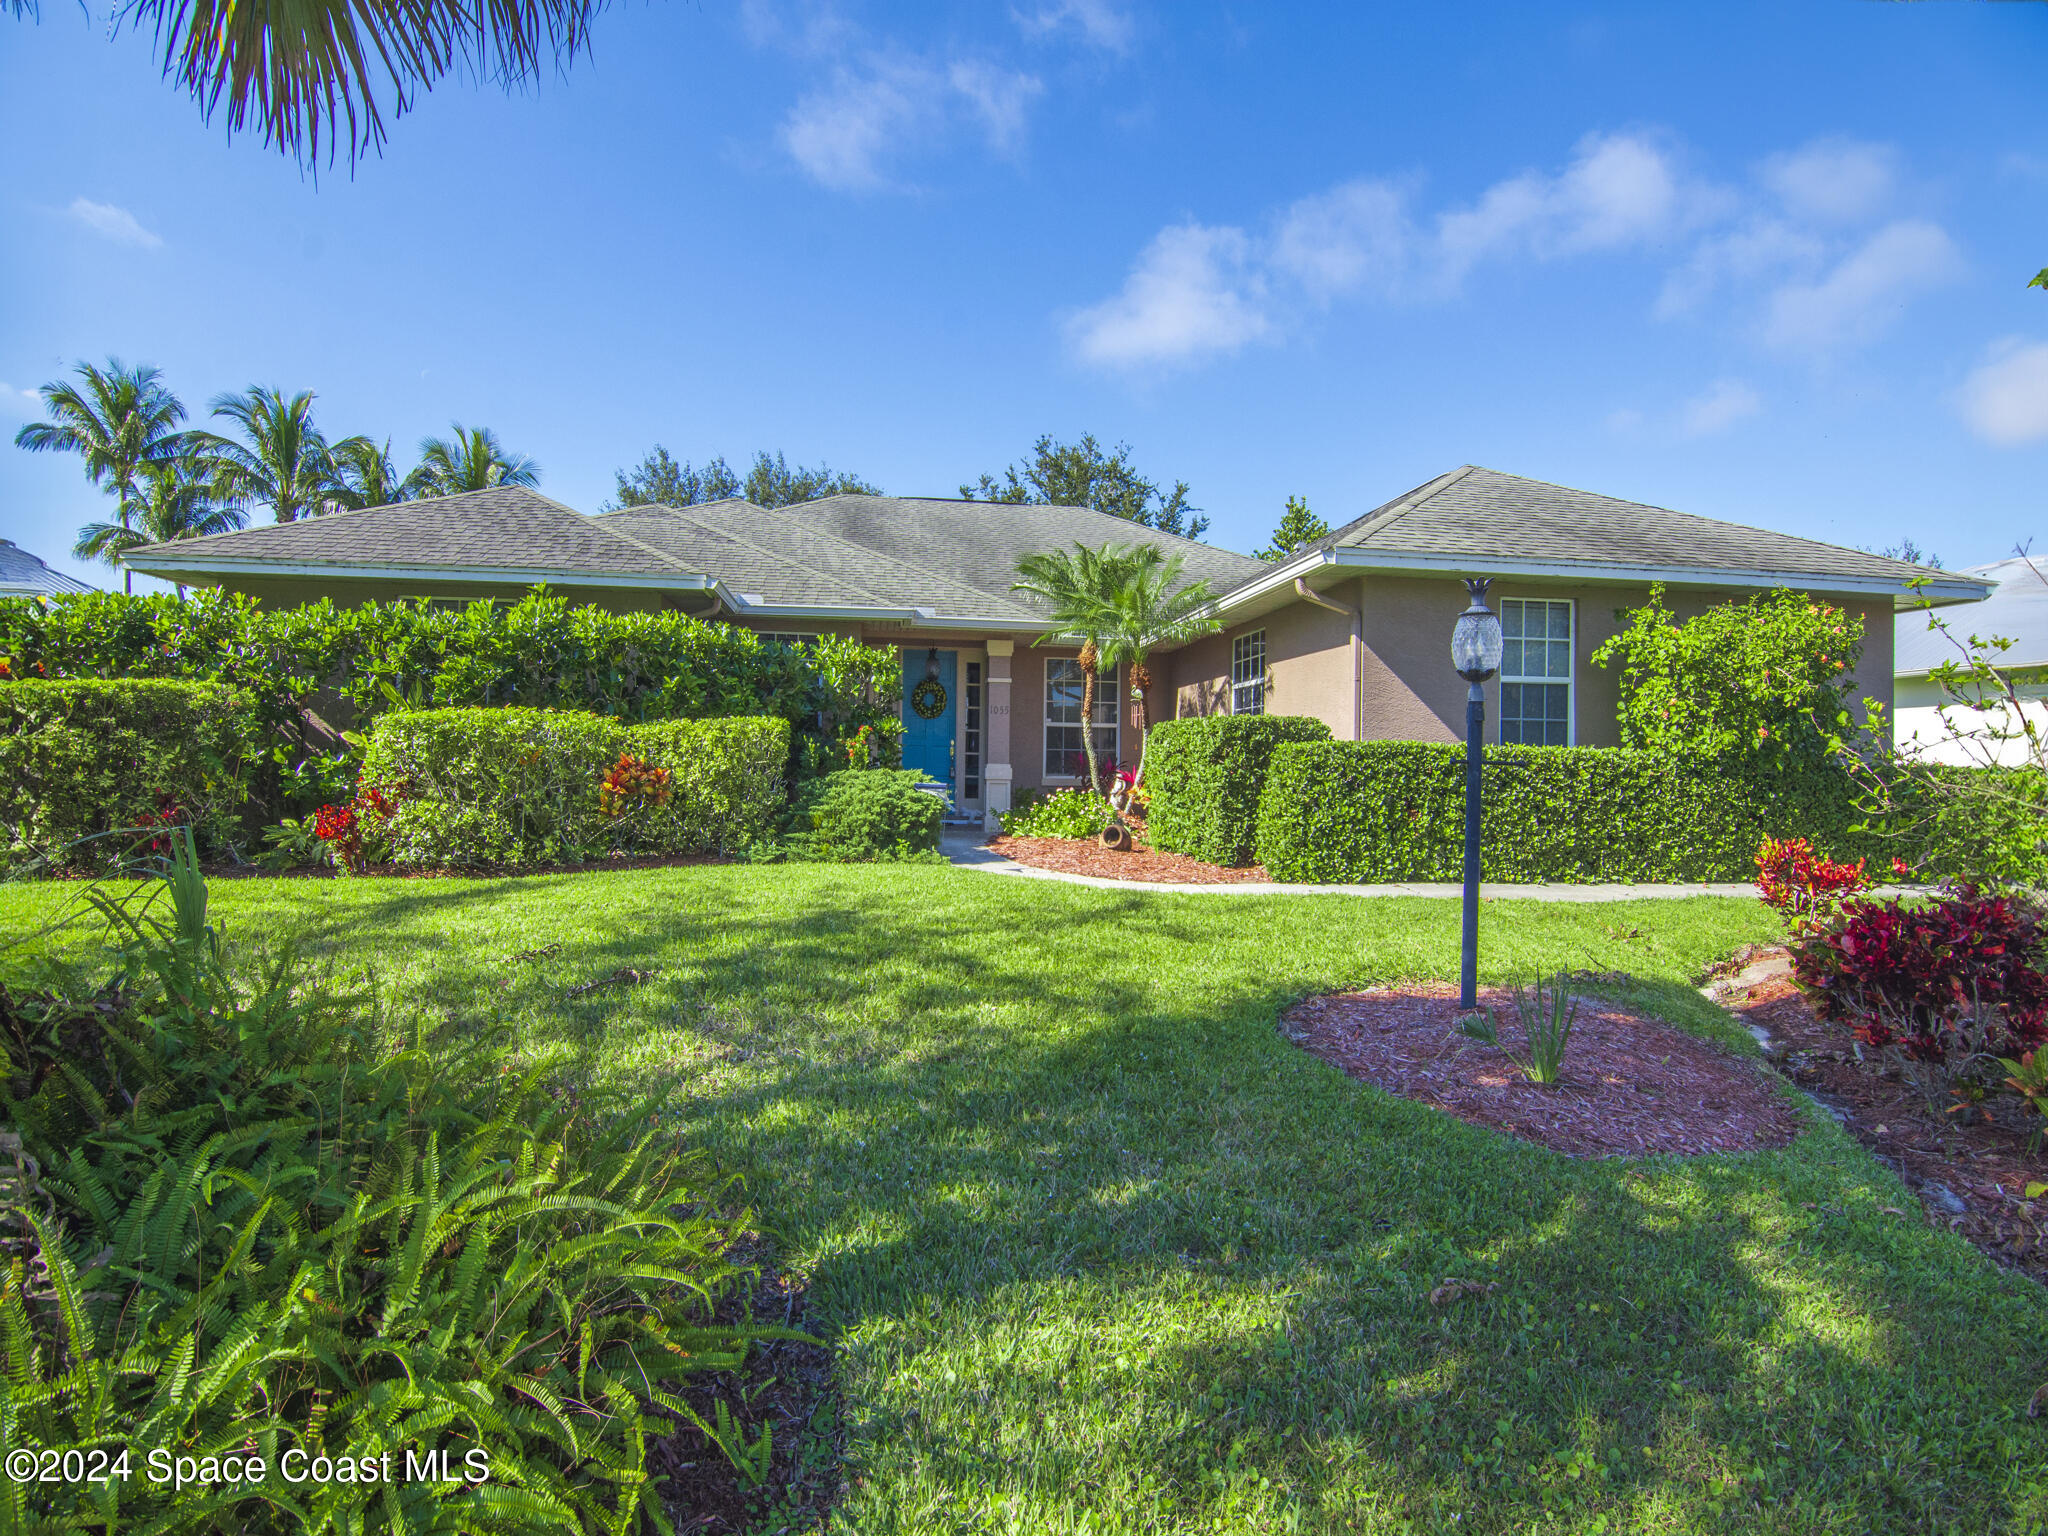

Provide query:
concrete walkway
left=940, top=830, right=1753, bottom=901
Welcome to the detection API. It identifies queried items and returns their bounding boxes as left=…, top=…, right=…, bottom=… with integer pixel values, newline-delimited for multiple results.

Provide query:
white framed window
left=1231, top=630, right=1267, bottom=716
left=1499, top=598, right=1573, bottom=746
left=1045, top=657, right=1119, bottom=779
left=758, top=631, right=817, bottom=649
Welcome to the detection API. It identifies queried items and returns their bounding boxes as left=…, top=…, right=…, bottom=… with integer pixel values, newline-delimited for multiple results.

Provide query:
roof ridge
left=610, top=504, right=897, bottom=606
left=1316, top=466, right=1475, bottom=551
left=802, top=492, right=1253, bottom=563
left=132, top=484, right=589, bottom=559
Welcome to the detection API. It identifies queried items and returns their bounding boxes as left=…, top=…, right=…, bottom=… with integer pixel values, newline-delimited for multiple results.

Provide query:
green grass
left=5, top=866, right=2044, bottom=1534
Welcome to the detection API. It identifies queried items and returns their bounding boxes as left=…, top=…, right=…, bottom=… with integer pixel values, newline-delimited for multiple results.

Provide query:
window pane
left=1502, top=603, right=1525, bottom=639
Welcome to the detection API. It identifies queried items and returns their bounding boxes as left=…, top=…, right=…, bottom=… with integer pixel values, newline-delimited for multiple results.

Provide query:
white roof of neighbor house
left=1896, top=553, right=2048, bottom=676
left=0, top=539, right=95, bottom=596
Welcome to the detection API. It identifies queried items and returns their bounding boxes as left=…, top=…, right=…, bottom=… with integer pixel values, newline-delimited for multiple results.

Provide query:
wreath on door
left=910, top=677, right=949, bottom=719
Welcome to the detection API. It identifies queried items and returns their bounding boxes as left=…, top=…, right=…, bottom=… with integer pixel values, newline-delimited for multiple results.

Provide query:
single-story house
left=126, top=464, right=1990, bottom=828
left=1, top=539, right=95, bottom=597
left=1895, top=551, right=2046, bottom=766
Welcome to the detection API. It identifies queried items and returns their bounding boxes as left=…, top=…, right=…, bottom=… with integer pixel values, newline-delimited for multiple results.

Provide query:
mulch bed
left=1727, top=961, right=2048, bottom=1283
left=1283, top=982, right=1802, bottom=1158
left=652, top=1251, right=842, bottom=1533
left=986, top=833, right=1270, bottom=885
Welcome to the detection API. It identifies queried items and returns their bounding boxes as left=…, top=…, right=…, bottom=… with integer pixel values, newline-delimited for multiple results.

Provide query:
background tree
left=743, top=450, right=880, bottom=507
left=193, top=387, right=340, bottom=524
left=4, top=1, right=610, bottom=169
left=964, top=433, right=1208, bottom=541
left=1256, top=495, right=1330, bottom=561
left=412, top=424, right=540, bottom=497
left=606, top=447, right=880, bottom=511
left=329, top=436, right=421, bottom=511
left=1012, top=542, right=1146, bottom=798
left=1093, top=548, right=1222, bottom=785
left=606, top=446, right=741, bottom=510
left=14, top=358, right=188, bottom=594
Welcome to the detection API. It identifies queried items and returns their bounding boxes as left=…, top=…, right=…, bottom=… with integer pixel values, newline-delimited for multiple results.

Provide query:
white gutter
left=1293, top=576, right=1363, bottom=741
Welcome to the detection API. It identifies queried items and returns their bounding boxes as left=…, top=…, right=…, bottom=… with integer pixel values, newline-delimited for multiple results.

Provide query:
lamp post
left=1451, top=578, right=1504, bottom=1010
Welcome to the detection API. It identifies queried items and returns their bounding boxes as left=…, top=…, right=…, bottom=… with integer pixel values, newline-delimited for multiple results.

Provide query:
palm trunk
left=1131, top=656, right=1155, bottom=788
left=1079, top=660, right=1103, bottom=798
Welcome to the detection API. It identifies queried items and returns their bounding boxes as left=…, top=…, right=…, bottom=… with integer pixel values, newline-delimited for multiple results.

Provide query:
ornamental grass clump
left=1458, top=971, right=1580, bottom=1086
left=0, top=831, right=792, bottom=1533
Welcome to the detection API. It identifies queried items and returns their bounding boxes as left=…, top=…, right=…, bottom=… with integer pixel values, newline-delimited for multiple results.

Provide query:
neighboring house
left=0, top=538, right=96, bottom=598
left=126, top=466, right=1989, bottom=828
left=1895, top=552, right=2048, bottom=767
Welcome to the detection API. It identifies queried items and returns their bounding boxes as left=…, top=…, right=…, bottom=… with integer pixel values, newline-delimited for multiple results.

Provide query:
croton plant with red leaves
left=1792, top=884, right=2048, bottom=1064
left=1755, top=835, right=1869, bottom=919
left=311, top=782, right=407, bottom=873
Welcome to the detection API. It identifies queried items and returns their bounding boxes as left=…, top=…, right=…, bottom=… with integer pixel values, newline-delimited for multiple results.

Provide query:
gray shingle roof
left=0, top=540, right=95, bottom=596
left=1896, top=554, right=2048, bottom=674
left=597, top=504, right=892, bottom=610
left=1303, top=465, right=1966, bottom=592
left=128, top=486, right=696, bottom=580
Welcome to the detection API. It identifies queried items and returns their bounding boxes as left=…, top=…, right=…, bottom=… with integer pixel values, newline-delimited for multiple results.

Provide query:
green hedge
left=0, top=587, right=900, bottom=818
left=1144, top=715, right=1333, bottom=866
left=784, top=769, right=944, bottom=862
left=0, top=679, right=250, bottom=871
left=1254, top=741, right=1878, bottom=883
left=360, top=707, right=789, bottom=868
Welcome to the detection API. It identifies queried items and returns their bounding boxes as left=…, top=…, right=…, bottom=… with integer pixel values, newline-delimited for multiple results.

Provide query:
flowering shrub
left=999, top=788, right=1114, bottom=839
left=1791, top=885, right=2048, bottom=1071
left=311, top=783, right=405, bottom=872
left=597, top=753, right=672, bottom=817
left=1755, top=835, right=1869, bottom=918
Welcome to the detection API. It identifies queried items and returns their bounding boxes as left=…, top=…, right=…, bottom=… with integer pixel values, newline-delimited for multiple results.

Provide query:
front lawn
left=6, top=866, right=2043, bottom=1533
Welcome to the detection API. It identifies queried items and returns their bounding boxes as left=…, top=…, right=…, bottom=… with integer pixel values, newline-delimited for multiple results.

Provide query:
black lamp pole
left=1452, top=578, right=1502, bottom=1010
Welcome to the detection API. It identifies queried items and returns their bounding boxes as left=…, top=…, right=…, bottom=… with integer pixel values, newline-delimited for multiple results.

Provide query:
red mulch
left=986, top=834, right=1270, bottom=884
left=1283, top=982, right=1802, bottom=1159
left=1729, top=963, right=2048, bottom=1283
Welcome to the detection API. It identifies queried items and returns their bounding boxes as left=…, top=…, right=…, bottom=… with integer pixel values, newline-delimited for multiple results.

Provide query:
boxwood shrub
left=0, top=679, right=250, bottom=871
left=1144, top=715, right=1333, bottom=866
left=784, top=769, right=944, bottom=862
left=359, top=707, right=789, bottom=868
left=1254, top=741, right=1878, bottom=883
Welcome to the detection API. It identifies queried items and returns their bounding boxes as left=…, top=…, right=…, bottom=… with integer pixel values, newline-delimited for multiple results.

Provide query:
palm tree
left=14, top=358, right=187, bottom=594
left=132, top=456, right=250, bottom=597
left=412, top=424, right=540, bottom=497
left=192, top=387, right=339, bottom=523
left=329, top=435, right=420, bottom=511
left=1012, top=542, right=1147, bottom=799
left=1094, top=549, right=1222, bottom=788
left=5, top=2, right=609, bottom=169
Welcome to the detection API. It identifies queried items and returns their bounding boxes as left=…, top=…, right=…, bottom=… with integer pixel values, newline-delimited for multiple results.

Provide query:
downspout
left=1294, top=576, right=1362, bottom=741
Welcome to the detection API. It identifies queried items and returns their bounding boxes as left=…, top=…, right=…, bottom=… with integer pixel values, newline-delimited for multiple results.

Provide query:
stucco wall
left=1167, top=575, right=1900, bottom=748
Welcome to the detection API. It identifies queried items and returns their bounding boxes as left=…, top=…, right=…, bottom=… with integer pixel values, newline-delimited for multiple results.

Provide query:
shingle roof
left=597, top=504, right=894, bottom=610
left=128, top=486, right=697, bottom=580
left=0, top=540, right=95, bottom=596
left=1306, top=465, right=1964, bottom=591
left=1896, top=554, right=2048, bottom=674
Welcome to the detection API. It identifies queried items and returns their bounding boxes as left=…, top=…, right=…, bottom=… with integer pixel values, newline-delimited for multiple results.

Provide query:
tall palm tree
left=125, top=456, right=251, bottom=597
left=14, top=358, right=187, bottom=594
left=5, top=2, right=608, bottom=169
left=412, top=424, right=540, bottom=497
left=1094, top=549, right=1222, bottom=788
left=192, top=387, right=339, bottom=523
left=329, top=435, right=421, bottom=511
left=1012, top=542, right=1147, bottom=798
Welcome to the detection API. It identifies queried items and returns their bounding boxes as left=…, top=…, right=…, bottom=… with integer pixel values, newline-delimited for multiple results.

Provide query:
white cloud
left=68, top=197, right=162, bottom=249
left=947, top=61, right=1044, bottom=155
left=1064, top=223, right=1268, bottom=367
left=1016, top=0, right=1135, bottom=51
left=1761, top=137, right=1897, bottom=226
left=1678, top=378, right=1761, bottom=437
left=1655, top=218, right=1823, bottom=318
left=1269, top=179, right=1413, bottom=302
left=1960, top=339, right=2048, bottom=445
left=0, top=382, right=41, bottom=418
left=1436, top=132, right=1691, bottom=280
left=1761, top=218, right=1959, bottom=353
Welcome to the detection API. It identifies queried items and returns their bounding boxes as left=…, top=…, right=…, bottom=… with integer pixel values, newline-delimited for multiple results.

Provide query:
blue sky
left=6, top=1, right=2048, bottom=590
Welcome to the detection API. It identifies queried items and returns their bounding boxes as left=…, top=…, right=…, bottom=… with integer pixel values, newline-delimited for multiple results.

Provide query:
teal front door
left=902, top=648, right=957, bottom=793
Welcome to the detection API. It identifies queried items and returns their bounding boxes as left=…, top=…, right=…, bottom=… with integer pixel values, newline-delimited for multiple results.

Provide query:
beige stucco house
left=127, top=465, right=1989, bottom=828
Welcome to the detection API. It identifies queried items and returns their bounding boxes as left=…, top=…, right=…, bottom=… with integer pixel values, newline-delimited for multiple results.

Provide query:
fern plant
left=0, top=832, right=799, bottom=1533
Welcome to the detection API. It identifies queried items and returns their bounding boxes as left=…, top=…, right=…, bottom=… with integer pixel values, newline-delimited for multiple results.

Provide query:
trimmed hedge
left=360, top=707, right=788, bottom=868
left=784, top=770, right=944, bottom=862
left=1144, top=715, right=1334, bottom=866
left=1254, top=741, right=1879, bottom=883
left=0, top=679, right=249, bottom=870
